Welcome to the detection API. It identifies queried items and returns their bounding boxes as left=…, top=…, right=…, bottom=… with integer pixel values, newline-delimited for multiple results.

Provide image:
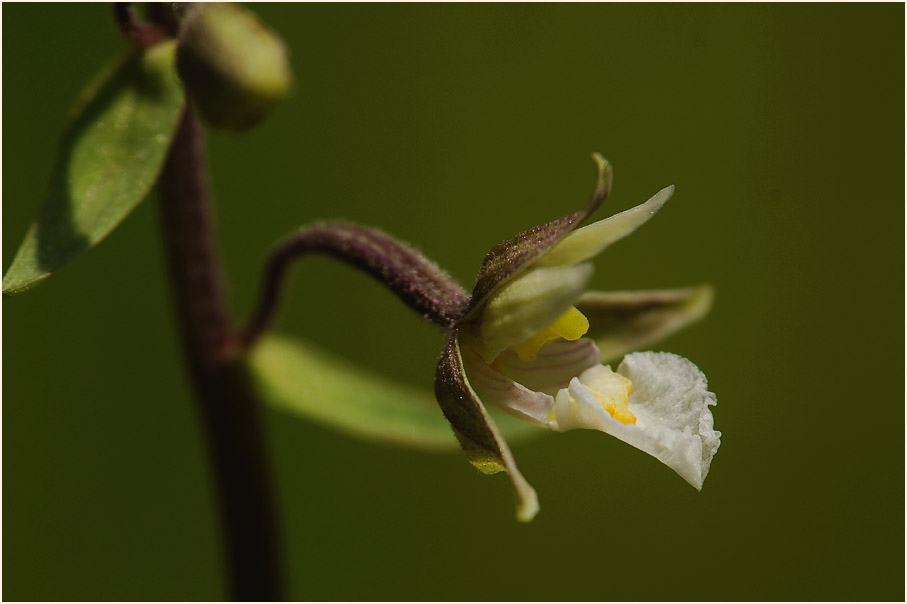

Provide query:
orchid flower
left=434, top=154, right=720, bottom=522
left=245, top=153, right=718, bottom=523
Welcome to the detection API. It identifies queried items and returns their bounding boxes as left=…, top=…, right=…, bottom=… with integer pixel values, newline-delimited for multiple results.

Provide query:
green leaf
left=3, top=41, right=185, bottom=297
left=247, top=333, right=540, bottom=451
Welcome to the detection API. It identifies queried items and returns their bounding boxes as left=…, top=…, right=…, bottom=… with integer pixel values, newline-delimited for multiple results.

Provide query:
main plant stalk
left=158, top=105, right=284, bottom=601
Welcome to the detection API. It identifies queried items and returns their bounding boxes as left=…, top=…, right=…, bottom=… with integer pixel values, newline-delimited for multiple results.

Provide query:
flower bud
left=176, top=3, right=292, bottom=131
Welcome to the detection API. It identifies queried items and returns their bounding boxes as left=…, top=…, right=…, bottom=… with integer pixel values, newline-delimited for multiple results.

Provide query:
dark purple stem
left=241, top=222, right=470, bottom=349
left=159, top=105, right=284, bottom=601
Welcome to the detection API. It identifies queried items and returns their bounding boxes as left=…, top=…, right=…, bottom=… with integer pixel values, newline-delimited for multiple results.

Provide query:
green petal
left=3, top=42, right=185, bottom=297
left=477, top=263, right=593, bottom=362
left=534, top=185, right=674, bottom=268
left=576, top=285, right=714, bottom=363
left=464, top=153, right=611, bottom=320
left=247, top=333, right=541, bottom=452
left=435, top=332, right=539, bottom=522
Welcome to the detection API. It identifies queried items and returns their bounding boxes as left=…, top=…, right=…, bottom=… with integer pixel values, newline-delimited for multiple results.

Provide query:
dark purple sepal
left=464, top=154, right=612, bottom=319
left=434, top=331, right=539, bottom=521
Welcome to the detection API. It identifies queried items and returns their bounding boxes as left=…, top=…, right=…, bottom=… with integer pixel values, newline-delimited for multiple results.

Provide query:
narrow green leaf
left=247, top=333, right=540, bottom=451
left=3, top=41, right=185, bottom=297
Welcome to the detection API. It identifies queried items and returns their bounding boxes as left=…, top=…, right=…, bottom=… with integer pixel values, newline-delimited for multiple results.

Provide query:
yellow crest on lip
left=594, top=388, right=636, bottom=425
left=511, top=306, right=590, bottom=362
left=580, top=365, right=637, bottom=425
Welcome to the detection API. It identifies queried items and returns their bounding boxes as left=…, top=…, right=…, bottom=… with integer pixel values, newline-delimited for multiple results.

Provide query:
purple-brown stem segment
left=240, top=222, right=470, bottom=350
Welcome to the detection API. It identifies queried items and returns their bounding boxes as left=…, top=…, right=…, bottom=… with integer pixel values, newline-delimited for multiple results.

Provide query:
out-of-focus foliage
left=3, top=41, right=184, bottom=296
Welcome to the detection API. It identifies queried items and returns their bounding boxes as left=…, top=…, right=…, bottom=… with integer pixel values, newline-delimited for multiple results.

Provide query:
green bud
left=176, top=3, right=292, bottom=131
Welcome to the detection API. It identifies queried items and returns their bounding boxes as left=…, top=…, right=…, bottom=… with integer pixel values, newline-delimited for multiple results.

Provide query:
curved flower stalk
left=434, top=154, right=720, bottom=522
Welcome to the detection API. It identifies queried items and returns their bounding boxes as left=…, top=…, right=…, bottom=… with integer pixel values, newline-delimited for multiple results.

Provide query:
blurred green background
left=3, top=3, right=903, bottom=601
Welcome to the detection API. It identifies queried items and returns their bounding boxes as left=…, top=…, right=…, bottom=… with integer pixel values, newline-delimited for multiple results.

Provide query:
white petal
left=551, top=352, right=719, bottom=490
left=491, top=338, right=601, bottom=396
left=534, top=185, right=675, bottom=268
left=460, top=341, right=555, bottom=427
left=477, top=263, right=593, bottom=363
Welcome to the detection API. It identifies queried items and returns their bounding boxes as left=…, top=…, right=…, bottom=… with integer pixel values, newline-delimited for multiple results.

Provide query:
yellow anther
left=511, top=306, right=590, bottom=362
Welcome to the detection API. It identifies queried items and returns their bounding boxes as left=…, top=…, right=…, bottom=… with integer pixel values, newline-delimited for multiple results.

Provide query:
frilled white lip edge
left=464, top=341, right=720, bottom=490
left=557, top=351, right=720, bottom=489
